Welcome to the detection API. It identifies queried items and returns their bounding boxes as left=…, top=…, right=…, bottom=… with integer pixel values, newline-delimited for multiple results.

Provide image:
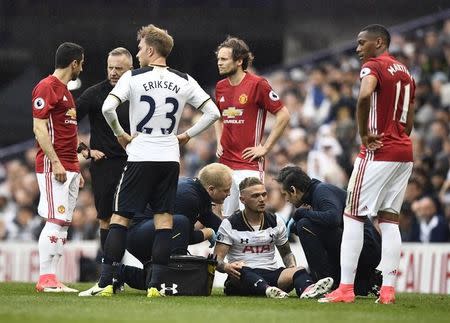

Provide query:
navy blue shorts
left=224, top=267, right=285, bottom=296
left=113, top=161, right=179, bottom=218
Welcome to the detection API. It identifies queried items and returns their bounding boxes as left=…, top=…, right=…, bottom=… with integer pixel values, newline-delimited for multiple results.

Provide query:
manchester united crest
left=239, top=93, right=248, bottom=105
left=65, top=108, right=77, bottom=119
left=57, top=205, right=66, bottom=214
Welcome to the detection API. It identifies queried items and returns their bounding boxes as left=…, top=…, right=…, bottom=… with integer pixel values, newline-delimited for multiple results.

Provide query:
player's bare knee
left=110, top=213, right=129, bottom=227
left=377, top=210, right=399, bottom=223
left=99, top=218, right=111, bottom=229
left=154, top=212, right=173, bottom=229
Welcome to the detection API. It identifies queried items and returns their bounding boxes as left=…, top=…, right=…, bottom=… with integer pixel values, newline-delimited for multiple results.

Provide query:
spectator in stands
left=411, top=196, right=449, bottom=242
left=8, top=206, right=41, bottom=241
left=302, top=67, right=330, bottom=126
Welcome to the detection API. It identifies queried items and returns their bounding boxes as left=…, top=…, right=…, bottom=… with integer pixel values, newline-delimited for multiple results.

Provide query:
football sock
left=148, top=228, right=172, bottom=288
left=50, top=226, right=68, bottom=275
left=240, top=267, right=269, bottom=295
left=379, top=221, right=401, bottom=287
left=119, top=265, right=146, bottom=290
left=99, top=223, right=127, bottom=287
left=293, top=269, right=314, bottom=296
left=38, top=221, right=62, bottom=275
left=340, top=215, right=364, bottom=285
left=100, top=228, right=109, bottom=252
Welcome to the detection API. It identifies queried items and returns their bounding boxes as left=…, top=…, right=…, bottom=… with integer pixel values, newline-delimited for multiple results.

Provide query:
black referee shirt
left=77, top=80, right=130, bottom=159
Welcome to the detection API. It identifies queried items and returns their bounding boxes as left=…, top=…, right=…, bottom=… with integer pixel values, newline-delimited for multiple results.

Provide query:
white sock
left=379, top=222, right=401, bottom=287
left=51, top=226, right=68, bottom=275
left=340, top=216, right=364, bottom=285
left=38, top=221, right=62, bottom=276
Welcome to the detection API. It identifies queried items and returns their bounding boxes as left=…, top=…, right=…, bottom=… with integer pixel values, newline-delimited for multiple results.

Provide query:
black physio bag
left=146, top=254, right=217, bottom=296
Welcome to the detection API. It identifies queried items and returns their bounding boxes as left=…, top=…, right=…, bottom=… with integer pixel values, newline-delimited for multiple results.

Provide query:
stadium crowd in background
left=0, top=19, right=449, bottom=243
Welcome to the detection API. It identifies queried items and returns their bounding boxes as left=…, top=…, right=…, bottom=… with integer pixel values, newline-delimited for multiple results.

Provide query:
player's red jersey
left=358, top=52, right=415, bottom=162
left=32, top=75, right=79, bottom=173
left=215, top=73, right=283, bottom=171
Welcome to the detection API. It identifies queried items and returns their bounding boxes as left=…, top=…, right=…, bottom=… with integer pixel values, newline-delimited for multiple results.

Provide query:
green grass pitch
left=0, top=283, right=449, bottom=323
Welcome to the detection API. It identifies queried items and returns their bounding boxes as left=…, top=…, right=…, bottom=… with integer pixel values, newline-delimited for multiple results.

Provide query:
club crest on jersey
left=33, top=97, right=45, bottom=110
left=57, top=205, right=65, bottom=214
left=239, top=93, right=248, bottom=104
left=360, top=67, right=371, bottom=78
left=65, top=108, right=77, bottom=120
left=269, top=90, right=279, bottom=101
left=222, top=107, right=243, bottom=118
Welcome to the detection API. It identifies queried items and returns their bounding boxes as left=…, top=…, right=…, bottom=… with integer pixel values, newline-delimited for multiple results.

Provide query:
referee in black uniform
left=76, top=47, right=133, bottom=252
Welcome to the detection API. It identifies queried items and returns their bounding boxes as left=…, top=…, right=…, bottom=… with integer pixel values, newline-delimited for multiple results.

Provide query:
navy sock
left=98, top=223, right=127, bottom=287
left=148, top=228, right=172, bottom=288
left=100, top=228, right=109, bottom=252
left=240, top=267, right=269, bottom=296
left=293, top=269, right=314, bottom=297
left=119, top=265, right=146, bottom=290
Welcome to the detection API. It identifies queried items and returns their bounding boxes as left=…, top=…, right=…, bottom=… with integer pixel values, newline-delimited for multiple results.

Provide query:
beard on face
left=220, top=66, right=238, bottom=78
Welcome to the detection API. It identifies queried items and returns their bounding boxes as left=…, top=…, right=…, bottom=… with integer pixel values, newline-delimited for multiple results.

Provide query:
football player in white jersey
left=80, top=24, right=220, bottom=298
left=214, top=177, right=333, bottom=298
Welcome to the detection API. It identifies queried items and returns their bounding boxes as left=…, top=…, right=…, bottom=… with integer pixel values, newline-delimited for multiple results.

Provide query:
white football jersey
left=216, top=211, right=288, bottom=270
left=110, top=66, right=210, bottom=162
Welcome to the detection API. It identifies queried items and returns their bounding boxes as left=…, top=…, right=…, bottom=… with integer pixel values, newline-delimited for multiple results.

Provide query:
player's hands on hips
left=90, top=149, right=106, bottom=161
left=361, top=132, right=384, bottom=151
left=242, top=144, right=268, bottom=162
left=52, top=160, right=67, bottom=183
left=216, top=143, right=223, bottom=158
left=225, top=261, right=245, bottom=279
left=117, top=133, right=133, bottom=150
left=177, top=132, right=191, bottom=147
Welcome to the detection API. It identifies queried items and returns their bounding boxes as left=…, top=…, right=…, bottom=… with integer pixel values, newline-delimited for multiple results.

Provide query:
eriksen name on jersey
left=142, top=80, right=181, bottom=94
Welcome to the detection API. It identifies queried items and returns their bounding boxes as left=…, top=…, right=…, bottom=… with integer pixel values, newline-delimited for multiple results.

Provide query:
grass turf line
left=0, top=283, right=449, bottom=323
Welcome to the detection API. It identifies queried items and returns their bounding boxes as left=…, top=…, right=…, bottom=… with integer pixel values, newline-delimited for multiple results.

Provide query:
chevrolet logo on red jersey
left=222, top=107, right=243, bottom=118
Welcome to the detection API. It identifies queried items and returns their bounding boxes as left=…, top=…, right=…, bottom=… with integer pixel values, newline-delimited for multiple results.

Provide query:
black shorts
left=114, top=161, right=179, bottom=218
left=90, top=157, right=127, bottom=220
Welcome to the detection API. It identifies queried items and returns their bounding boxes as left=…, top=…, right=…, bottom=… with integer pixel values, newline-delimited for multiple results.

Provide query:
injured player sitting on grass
left=214, top=177, right=334, bottom=298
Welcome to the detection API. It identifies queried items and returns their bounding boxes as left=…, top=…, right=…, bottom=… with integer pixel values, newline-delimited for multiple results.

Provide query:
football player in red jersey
left=32, top=42, right=85, bottom=293
left=320, top=25, right=415, bottom=304
left=214, top=37, right=290, bottom=217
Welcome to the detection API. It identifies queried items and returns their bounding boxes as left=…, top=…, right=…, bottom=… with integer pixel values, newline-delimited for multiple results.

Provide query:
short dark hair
left=239, top=177, right=263, bottom=191
left=55, top=42, right=84, bottom=69
left=276, top=166, right=311, bottom=193
left=361, top=24, right=391, bottom=47
left=217, top=36, right=254, bottom=70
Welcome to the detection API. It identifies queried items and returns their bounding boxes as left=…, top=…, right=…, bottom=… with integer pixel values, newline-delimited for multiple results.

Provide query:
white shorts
left=344, top=158, right=412, bottom=218
left=36, top=171, right=80, bottom=225
left=222, top=169, right=264, bottom=217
